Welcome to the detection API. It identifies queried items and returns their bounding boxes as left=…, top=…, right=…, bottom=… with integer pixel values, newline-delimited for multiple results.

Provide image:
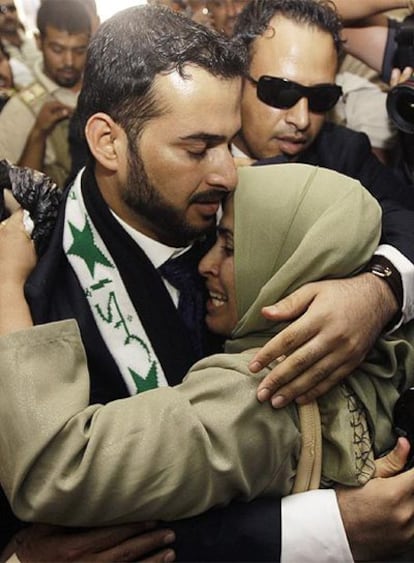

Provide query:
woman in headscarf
left=1, top=163, right=414, bottom=526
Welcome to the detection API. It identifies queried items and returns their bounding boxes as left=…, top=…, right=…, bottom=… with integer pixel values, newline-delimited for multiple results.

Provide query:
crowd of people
left=1, top=1, right=414, bottom=562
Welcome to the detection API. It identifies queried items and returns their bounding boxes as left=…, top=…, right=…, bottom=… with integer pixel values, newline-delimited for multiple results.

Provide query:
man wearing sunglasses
left=0, top=0, right=38, bottom=78
left=231, top=0, right=414, bottom=560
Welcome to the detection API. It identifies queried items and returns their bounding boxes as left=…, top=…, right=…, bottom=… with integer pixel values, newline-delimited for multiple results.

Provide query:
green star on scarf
left=129, top=362, right=159, bottom=393
left=67, top=219, right=114, bottom=277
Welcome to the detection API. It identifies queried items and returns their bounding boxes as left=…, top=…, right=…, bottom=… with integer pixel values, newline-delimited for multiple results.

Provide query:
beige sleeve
left=0, top=320, right=300, bottom=527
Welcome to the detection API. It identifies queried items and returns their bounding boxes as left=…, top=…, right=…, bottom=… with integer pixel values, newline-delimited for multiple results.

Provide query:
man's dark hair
left=234, top=0, right=343, bottom=60
left=76, top=4, right=248, bottom=145
left=37, top=0, right=91, bottom=37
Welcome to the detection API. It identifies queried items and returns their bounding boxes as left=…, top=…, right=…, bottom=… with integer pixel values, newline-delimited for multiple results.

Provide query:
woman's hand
left=0, top=210, right=37, bottom=336
left=0, top=209, right=37, bottom=287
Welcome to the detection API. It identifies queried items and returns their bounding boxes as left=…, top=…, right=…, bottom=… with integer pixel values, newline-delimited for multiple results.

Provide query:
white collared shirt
left=113, top=212, right=191, bottom=308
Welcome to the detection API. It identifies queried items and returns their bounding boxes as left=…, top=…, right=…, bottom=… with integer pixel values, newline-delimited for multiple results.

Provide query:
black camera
left=387, top=75, right=414, bottom=134
left=386, top=15, right=414, bottom=134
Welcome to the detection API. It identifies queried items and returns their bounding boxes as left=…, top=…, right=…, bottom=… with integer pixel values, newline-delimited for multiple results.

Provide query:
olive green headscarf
left=225, top=163, right=414, bottom=484
left=229, top=163, right=381, bottom=349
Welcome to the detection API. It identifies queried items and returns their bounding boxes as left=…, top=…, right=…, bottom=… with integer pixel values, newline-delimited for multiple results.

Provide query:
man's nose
left=285, top=97, right=310, bottom=131
left=208, top=147, right=238, bottom=192
left=63, top=50, right=74, bottom=66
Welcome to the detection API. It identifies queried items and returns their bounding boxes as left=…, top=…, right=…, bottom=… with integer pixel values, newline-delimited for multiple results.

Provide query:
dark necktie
left=159, top=247, right=206, bottom=359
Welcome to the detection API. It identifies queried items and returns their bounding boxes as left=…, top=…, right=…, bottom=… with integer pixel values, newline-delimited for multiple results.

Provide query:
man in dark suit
left=230, top=1, right=414, bottom=560
left=3, top=3, right=414, bottom=563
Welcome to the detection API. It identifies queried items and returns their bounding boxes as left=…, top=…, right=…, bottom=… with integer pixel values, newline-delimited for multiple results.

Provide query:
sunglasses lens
left=256, top=77, right=341, bottom=113
left=308, top=86, right=341, bottom=112
left=257, top=77, right=300, bottom=109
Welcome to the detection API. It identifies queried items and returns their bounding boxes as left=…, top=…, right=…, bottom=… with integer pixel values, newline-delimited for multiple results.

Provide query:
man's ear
left=85, top=113, right=126, bottom=171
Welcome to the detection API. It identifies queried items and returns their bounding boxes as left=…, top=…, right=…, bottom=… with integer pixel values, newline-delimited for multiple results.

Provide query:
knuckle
left=116, top=548, right=135, bottom=562
left=290, top=351, right=310, bottom=372
left=265, top=368, right=293, bottom=389
left=311, top=366, right=330, bottom=385
left=260, top=348, right=278, bottom=365
left=281, top=328, right=300, bottom=352
left=395, top=505, right=413, bottom=529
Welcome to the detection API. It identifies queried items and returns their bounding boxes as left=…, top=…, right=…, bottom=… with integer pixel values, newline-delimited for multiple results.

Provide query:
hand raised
left=250, top=274, right=398, bottom=407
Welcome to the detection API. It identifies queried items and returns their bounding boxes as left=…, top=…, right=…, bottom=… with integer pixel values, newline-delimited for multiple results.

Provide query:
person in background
left=0, top=0, right=38, bottom=79
left=0, top=0, right=91, bottom=188
left=40, top=0, right=101, bottom=34
left=0, top=38, right=14, bottom=109
left=205, top=0, right=248, bottom=36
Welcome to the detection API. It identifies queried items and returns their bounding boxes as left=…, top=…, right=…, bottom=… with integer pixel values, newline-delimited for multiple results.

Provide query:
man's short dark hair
left=234, top=0, right=343, bottom=60
left=77, top=4, right=248, bottom=146
left=37, top=0, right=91, bottom=37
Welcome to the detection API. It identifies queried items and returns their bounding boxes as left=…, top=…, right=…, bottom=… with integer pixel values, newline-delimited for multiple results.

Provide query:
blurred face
left=0, top=48, right=13, bottom=89
left=113, top=67, right=242, bottom=247
left=199, top=195, right=238, bottom=336
left=0, top=1, right=18, bottom=34
left=207, top=0, right=248, bottom=37
left=38, top=26, right=89, bottom=90
left=237, top=16, right=338, bottom=160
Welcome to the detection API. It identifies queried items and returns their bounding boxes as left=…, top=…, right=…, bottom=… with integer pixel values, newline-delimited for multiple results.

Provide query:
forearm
left=0, top=282, right=33, bottom=336
left=343, top=25, right=389, bottom=72
left=333, top=0, right=408, bottom=22
left=0, top=323, right=298, bottom=526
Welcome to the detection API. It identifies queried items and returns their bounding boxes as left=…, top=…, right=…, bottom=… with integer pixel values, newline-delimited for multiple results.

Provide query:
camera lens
left=387, top=78, right=414, bottom=134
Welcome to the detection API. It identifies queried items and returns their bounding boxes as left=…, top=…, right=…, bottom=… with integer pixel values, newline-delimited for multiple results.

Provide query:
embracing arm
left=0, top=324, right=299, bottom=526
left=251, top=131, right=414, bottom=406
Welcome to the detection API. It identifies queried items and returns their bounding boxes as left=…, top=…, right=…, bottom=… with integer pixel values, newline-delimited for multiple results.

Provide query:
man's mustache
left=190, top=189, right=230, bottom=205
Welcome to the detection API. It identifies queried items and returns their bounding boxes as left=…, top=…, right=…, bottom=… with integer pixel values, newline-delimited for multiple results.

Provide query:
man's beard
left=54, top=69, right=81, bottom=89
left=122, top=144, right=215, bottom=247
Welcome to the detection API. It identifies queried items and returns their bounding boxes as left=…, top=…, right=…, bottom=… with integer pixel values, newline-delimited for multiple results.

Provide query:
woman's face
left=198, top=196, right=238, bottom=336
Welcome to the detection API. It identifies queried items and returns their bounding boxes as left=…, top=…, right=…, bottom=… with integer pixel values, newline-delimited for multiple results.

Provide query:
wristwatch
left=364, top=256, right=403, bottom=329
left=368, top=262, right=393, bottom=280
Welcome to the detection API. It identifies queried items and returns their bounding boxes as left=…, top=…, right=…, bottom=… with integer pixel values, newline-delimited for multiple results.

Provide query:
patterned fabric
left=64, top=172, right=168, bottom=394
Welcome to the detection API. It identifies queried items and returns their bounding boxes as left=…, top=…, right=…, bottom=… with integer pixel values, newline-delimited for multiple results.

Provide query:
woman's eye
left=222, top=245, right=234, bottom=256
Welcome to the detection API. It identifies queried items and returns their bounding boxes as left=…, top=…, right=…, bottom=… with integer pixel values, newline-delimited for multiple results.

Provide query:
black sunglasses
left=247, top=75, right=342, bottom=114
left=0, top=4, right=16, bottom=14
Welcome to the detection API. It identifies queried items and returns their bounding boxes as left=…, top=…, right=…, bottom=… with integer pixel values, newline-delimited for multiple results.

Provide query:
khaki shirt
left=0, top=60, right=78, bottom=186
